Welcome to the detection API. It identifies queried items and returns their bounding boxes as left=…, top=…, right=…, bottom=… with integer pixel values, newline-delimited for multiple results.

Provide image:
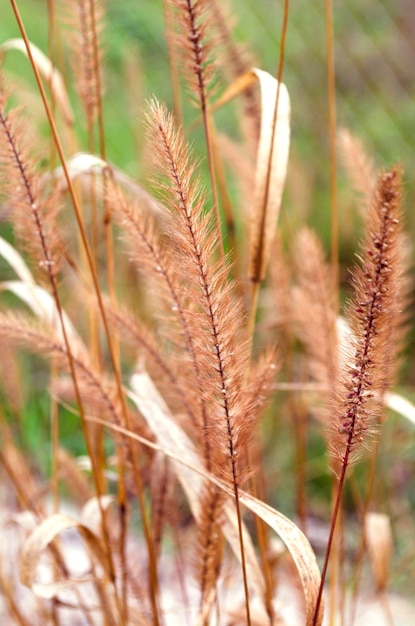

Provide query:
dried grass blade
left=201, top=67, right=291, bottom=284
left=238, top=493, right=323, bottom=626
left=0, top=236, right=37, bottom=287
left=127, top=371, right=322, bottom=621
left=364, top=512, right=393, bottom=592
left=384, top=392, right=415, bottom=427
left=52, top=153, right=166, bottom=220
left=209, top=70, right=258, bottom=111
left=20, top=513, right=113, bottom=589
left=127, top=371, right=267, bottom=605
left=0, top=38, right=74, bottom=125
left=0, top=280, right=82, bottom=346
left=248, top=68, right=290, bottom=283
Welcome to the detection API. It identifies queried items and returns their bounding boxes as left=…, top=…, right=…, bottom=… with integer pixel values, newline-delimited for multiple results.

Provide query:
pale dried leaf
left=127, top=371, right=322, bottom=623
left=364, top=512, right=393, bottom=591
left=0, top=236, right=37, bottom=287
left=80, top=495, right=115, bottom=536
left=31, top=578, right=96, bottom=601
left=207, top=68, right=291, bottom=281
left=384, top=392, right=415, bottom=427
left=52, top=152, right=165, bottom=219
left=238, top=492, right=323, bottom=626
left=8, top=511, right=38, bottom=533
left=128, top=371, right=204, bottom=521
left=0, top=38, right=74, bottom=125
left=127, top=371, right=266, bottom=603
left=0, top=280, right=83, bottom=347
left=249, top=68, right=290, bottom=282
left=20, top=513, right=112, bottom=590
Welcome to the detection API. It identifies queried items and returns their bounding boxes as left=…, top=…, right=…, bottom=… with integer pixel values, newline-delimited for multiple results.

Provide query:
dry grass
left=0, top=1, right=414, bottom=625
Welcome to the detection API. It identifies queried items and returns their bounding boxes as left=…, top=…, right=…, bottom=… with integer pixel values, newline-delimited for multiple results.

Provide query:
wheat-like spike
left=104, top=299, right=201, bottom=426
left=0, top=312, right=124, bottom=428
left=60, top=0, right=104, bottom=123
left=338, top=128, right=377, bottom=212
left=293, top=228, right=338, bottom=389
left=108, top=182, right=218, bottom=466
left=313, top=167, right=405, bottom=626
left=149, top=453, right=177, bottom=563
left=331, top=167, right=404, bottom=465
left=205, top=0, right=260, bottom=133
left=0, top=92, right=61, bottom=280
left=145, top=99, right=252, bottom=480
left=169, top=0, right=217, bottom=106
left=195, top=483, right=225, bottom=618
left=167, top=0, right=224, bottom=257
left=145, top=98, right=253, bottom=621
left=110, top=169, right=217, bottom=452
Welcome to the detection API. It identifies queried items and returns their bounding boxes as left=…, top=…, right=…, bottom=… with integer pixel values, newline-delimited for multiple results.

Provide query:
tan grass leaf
left=249, top=68, right=290, bottom=282
left=0, top=38, right=74, bottom=125
left=127, top=371, right=266, bottom=605
left=80, top=495, right=115, bottom=537
left=0, top=236, right=37, bottom=287
left=238, top=492, right=323, bottom=626
left=0, top=280, right=82, bottom=346
left=127, top=371, right=322, bottom=623
left=209, top=68, right=290, bottom=282
left=384, top=392, right=415, bottom=427
left=20, top=513, right=113, bottom=590
left=8, top=511, right=38, bottom=533
left=127, top=371, right=205, bottom=521
left=210, top=69, right=258, bottom=110
left=364, top=512, right=393, bottom=592
left=31, top=578, right=97, bottom=602
left=52, top=152, right=166, bottom=220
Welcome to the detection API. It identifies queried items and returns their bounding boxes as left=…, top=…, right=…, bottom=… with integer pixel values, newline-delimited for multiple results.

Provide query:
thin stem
left=325, top=0, right=339, bottom=306
left=312, top=456, right=348, bottom=626
left=184, top=0, right=224, bottom=261
left=9, top=2, right=160, bottom=622
left=248, top=0, right=290, bottom=328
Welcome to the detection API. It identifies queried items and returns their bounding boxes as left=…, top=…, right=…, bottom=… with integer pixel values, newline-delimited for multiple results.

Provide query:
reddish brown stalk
left=205, top=0, right=260, bottom=136
left=247, top=0, right=290, bottom=335
left=9, top=4, right=161, bottom=622
left=325, top=0, right=339, bottom=303
left=312, top=167, right=404, bottom=625
left=196, top=484, right=225, bottom=618
left=163, top=0, right=183, bottom=127
left=244, top=4, right=291, bottom=617
left=83, top=2, right=126, bottom=601
left=146, top=99, right=253, bottom=623
left=109, top=182, right=214, bottom=462
left=170, top=0, right=224, bottom=259
left=0, top=86, right=123, bottom=617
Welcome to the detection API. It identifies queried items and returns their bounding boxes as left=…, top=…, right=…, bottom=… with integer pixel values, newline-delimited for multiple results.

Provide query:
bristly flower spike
left=331, top=167, right=404, bottom=467
left=168, top=0, right=224, bottom=258
left=313, top=166, right=406, bottom=626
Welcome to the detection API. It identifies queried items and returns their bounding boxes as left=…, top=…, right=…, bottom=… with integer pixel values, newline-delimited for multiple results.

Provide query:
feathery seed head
left=331, top=167, right=404, bottom=465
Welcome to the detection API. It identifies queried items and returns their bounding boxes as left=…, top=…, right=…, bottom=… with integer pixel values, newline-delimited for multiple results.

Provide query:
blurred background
left=1, top=0, right=415, bottom=431
left=3, top=1, right=415, bottom=211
